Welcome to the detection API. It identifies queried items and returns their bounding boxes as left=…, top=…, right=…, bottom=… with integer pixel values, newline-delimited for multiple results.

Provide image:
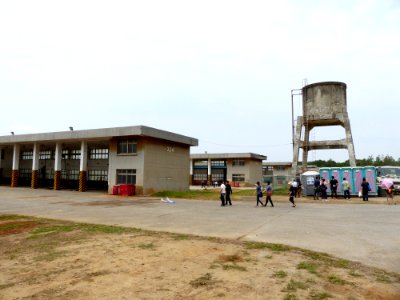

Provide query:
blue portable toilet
left=352, top=167, right=364, bottom=196
left=341, top=167, right=355, bottom=195
left=319, top=168, right=331, bottom=193
left=364, top=166, right=377, bottom=195
left=331, top=168, right=342, bottom=195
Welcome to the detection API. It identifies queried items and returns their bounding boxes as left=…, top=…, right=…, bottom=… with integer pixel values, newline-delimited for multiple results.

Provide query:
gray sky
left=1, top=0, right=399, bottom=162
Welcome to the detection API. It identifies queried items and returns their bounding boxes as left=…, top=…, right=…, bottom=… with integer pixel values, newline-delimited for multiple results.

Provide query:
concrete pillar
left=344, top=119, right=356, bottom=167
left=291, top=116, right=303, bottom=176
left=207, top=158, right=211, bottom=184
left=31, top=143, right=39, bottom=189
left=79, top=141, right=88, bottom=192
left=302, top=125, right=310, bottom=174
left=54, top=142, right=62, bottom=190
left=11, top=144, right=20, bottom=187
left=189, top=159, right=193, bottom=185
left=0, top=147, right=3, bottom=184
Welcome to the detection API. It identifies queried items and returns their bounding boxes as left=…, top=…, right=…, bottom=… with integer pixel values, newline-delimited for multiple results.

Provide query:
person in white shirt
left=220, top=181, right=226, bottom=206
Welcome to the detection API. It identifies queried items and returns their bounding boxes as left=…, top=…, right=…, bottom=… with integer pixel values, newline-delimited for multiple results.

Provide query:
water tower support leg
left=292, top=116, right=303, bottom=176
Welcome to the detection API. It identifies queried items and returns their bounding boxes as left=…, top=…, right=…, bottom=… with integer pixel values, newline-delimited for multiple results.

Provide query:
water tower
left=291, top=81, right=356, bottom=175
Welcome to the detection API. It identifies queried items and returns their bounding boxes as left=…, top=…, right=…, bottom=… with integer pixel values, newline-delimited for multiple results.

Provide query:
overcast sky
left=1, top=0, right=399, bottom=162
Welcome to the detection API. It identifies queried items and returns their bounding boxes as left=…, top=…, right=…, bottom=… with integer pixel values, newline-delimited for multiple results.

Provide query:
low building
left=262, top=162, right=292, bottom=188
left=0, top=126, right=198, bottom=195
left=190, top=153, right=266, bottom=186
left=262, top=162, right=319, bottom=188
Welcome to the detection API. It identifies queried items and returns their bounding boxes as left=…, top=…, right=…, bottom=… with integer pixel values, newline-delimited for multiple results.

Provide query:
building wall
left=247, top=159, right=263, bottom=184
left=108, top=138, right=145, bottom=194
left=108, top=137, right=190, bottom=195
left=1, top=148, right=13, bottom=179
left=143, top=138, right=190, bottom=194
left=220, top=158, right=263, bottom=186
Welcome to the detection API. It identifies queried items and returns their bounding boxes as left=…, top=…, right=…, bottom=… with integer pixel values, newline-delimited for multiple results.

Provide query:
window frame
left=117, top=139, right=137, bottom=155
left=89, top=148, right=109, bottom=160
left=116, top=169, right=136, bottom=185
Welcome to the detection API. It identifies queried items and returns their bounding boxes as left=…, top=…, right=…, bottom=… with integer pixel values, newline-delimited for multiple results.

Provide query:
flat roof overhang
left=191, top=153, right=266, bottom=161
left=0, top=125, right=198, bottom=147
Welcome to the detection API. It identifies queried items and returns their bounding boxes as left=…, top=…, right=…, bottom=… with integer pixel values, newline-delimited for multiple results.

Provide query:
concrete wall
left=142, top=138, right=190, bottom=194
left=247, top=159, right=263, bottom=184
left=226, top=159, right=248, bottom=183
left=226, top=158, right=263, bottom=186
left=303, top=82, right=347, bottom=122
left=108, top=137, right=190, bottom=195
left=108, top=138, right=145, bottom=194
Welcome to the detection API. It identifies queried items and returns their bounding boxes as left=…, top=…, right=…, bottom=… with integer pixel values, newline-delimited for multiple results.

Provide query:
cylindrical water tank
left=302, top=81, right=347, bottom=125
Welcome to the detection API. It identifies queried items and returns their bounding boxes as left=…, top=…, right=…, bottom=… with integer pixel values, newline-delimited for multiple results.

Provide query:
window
left=232, top=159, right=245, bottom=166
left=193, top=169, right=208, bottom=181
left=117, top=139, right=137, bottom=154
left=62, top=150, right=69, bottom=160
left=232, top=174, right=245, bottom=182
left=19, top=169, right=32, bottom=178
left=117, top=169, right=136, bottom=184
left=21, top=151, right=33, bottom=160
left=39, top=150, right=52, bottom=160
left=89, top=148, right=109, bottom=159
left=211, top=169, right=224, bottom=182
left=88, top=170, right=108, bottom=181
left=61, top=169, right=80, bottom=180
left=211, top=160, right=225, bottom=167
left=70, top=150, right=81, bottom=160
left=194, top=160, right=208, bottom=167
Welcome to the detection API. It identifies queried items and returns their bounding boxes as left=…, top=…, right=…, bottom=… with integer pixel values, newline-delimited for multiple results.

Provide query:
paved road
left=0, top=187, right=399, bottom=273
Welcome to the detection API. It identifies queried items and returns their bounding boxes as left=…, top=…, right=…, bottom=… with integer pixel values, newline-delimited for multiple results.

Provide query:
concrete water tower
left=291, top=81, right=356, bottom=175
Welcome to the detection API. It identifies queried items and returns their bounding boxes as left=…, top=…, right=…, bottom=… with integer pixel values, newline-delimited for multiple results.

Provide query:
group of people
left=218, top=175, right=396, bottom=207
left=313, top=175, right=371, bottom=201
left=219, top=180, right=233, bottom=206
left=255, top=181, right=274, bottom=207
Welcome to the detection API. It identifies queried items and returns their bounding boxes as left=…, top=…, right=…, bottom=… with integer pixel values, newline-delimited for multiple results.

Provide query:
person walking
left=330, top=176, right=338, bottom=199
left=225, top=180, right=233, bottom=206
left=360, top=177, right=369, bottom=201
left=255, top=181, right=264, bottom=207
left=220, top=181, right=226, bottom=206
left=342, top=177, right=351, bottom=199
left=264, top=181, right=274, bottom=207
left=291, top=180, right=298, bottom=198
left=289, top=182, right=296, bottom=207
left=314, top=176, right=321, bottom=200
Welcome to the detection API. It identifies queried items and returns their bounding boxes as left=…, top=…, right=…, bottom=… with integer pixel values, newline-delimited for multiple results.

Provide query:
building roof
left=0, top=125, right=198, bottom=146
left=263, top=161, right=292, bottom=167
left=191, top=153, right=266, bottom=160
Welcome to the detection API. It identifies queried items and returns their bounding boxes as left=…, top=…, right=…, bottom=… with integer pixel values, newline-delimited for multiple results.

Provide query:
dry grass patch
left=0, top=214, right=399, bottom=299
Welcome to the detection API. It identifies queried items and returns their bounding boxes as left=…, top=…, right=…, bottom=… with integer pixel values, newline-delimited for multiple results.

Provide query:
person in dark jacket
left=314, top=176, right=321, bottom=200
left=255, top=181, right=264, bottom=207
left=320, top=178, right=328, bottom=200
left=361, top=177, right=369, bottom=201
left=330, top=176, right=338, bottom=199
left=289, top=183, right=296, bottom=207
left=225, top=180, right=233, bottom=206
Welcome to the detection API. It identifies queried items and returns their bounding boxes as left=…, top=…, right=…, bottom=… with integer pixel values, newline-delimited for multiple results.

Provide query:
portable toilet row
left=319, top=166, right=377, bottom=196
left=301, top=167, right=377, bottom=196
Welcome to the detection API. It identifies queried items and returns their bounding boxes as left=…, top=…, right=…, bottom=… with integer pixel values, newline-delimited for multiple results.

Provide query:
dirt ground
left=1, top=215, right=399, bottom=300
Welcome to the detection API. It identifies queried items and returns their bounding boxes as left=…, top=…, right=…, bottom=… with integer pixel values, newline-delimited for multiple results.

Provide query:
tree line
left=309, top=155, right=400, bottom=167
